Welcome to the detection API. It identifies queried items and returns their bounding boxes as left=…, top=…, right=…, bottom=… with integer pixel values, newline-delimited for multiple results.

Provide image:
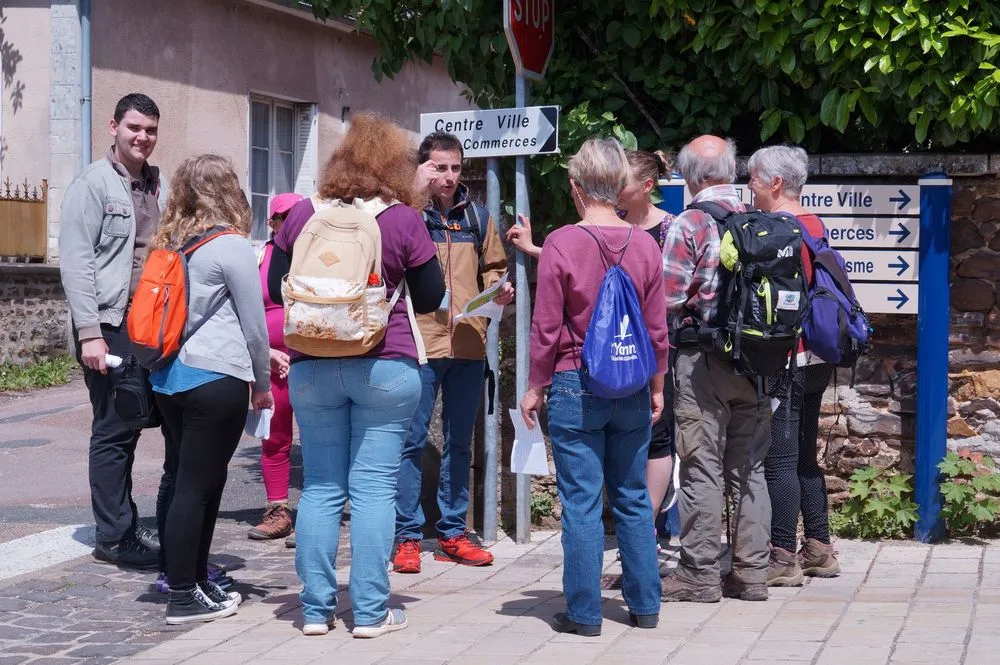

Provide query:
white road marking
left=0, top=524, right=95, bottom=582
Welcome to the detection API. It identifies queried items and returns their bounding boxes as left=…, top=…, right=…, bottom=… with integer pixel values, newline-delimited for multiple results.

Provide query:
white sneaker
left=352, top=608, right=408, bottom=639
left=302, top=617, right=336, bottom=636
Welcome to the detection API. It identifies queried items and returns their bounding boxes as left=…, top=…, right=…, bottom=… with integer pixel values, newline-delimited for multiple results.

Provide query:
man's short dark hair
left=114, top=93, right=160, bottom=123
left=418, top=131, right=463, bottom=163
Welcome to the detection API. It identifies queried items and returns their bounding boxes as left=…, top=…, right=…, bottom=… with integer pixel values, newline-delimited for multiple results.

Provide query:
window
left=248, top=96, right=318, bottom=239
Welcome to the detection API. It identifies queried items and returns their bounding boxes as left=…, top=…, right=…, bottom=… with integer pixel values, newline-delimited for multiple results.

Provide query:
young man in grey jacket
left=59, top=93, right=168, bottom=569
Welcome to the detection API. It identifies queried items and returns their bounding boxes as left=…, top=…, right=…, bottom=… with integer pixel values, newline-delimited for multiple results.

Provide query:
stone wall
left=0, top=265, right=69, bottom=364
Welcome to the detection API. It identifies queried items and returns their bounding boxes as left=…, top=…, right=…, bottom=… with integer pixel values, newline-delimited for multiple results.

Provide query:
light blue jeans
left=547, top=370, right=661, bottom=626
left=290, top=357, right=422, bottom=627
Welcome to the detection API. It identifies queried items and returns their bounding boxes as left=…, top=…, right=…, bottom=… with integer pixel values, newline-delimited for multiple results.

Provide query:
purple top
left=274, top=198, right=436, bottom=361
left=528, top=224, right=670, bottom=388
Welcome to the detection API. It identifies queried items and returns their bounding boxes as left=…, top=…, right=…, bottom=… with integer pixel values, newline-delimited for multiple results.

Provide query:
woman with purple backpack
left=748, top=145, right=840, bottom=587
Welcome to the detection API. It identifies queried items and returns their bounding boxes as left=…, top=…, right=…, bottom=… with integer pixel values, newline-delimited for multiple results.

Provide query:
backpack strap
left=688, top=200, right=732, bottom=227
left=392, top=278, right=427, bottom=365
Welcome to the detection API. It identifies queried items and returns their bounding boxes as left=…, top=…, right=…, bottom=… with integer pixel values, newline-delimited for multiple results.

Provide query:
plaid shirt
left=661, top=184, right=746, bottom=330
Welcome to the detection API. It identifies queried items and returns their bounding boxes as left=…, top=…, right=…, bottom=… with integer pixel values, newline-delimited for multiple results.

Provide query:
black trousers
left=79, top=323, right=144, bottom=544
left=764, top=363, right=834, bottom=552
left=155, top=375, right=248, bottom=588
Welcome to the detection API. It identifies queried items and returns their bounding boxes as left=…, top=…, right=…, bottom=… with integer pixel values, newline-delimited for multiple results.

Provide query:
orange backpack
left=128, top=229, right=240, bottom=369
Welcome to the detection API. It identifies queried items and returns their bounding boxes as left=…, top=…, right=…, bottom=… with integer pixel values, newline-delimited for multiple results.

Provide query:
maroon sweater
left=528, top=224, right=670, bottom=388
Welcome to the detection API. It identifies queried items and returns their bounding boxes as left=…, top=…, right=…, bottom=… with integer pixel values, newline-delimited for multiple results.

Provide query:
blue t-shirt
left=150, top=358, right=225, bottom=395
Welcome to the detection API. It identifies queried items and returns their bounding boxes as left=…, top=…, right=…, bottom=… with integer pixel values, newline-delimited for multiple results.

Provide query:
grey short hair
left=568, top=138, right=629, bottom=206
left=677, top=138, right=737, bottom=189
left=748, top=145, right=809, bottom=197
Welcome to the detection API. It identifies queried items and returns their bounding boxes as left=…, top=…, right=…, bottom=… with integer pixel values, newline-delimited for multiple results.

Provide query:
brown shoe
left=767, top=546, right=804, bottom=587
left=660, top=571, right=722, bottom=603
left=248, top=503, right=293, bottom=540
left=722, top=573, right=768, bottom=601
left=799, top=538, right=840, bottom=578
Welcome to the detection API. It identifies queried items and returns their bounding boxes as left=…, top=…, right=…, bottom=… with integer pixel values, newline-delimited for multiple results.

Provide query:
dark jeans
left=547, top=370, right=660, bottom=625
left=764, top=364, right=834, bottom=552
left=79, top=323, right=143, bottom=544
left=395, top=358, right=485, bottom=542
left=155, top=376, right=248, bottom=588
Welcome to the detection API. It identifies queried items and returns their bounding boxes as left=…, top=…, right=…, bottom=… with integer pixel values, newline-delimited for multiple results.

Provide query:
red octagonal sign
left=504, top=0, right=554, bottom=81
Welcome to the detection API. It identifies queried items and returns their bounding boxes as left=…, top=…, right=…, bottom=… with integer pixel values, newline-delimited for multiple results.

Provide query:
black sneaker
left=166, top=586, right=238, bottom=625
left=135, top=524, right=160, bottom=551
left=93, top=534, right=159, bottom=570
left=198, top=580, right=241, bottom=607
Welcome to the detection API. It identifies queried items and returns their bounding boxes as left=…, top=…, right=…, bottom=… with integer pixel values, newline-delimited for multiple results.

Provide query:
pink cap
left=269, top=193, right=304, bottom=218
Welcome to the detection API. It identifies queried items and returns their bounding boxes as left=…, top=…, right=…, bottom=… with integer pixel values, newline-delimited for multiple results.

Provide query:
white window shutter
left=295, top=104, right=318, bottom=195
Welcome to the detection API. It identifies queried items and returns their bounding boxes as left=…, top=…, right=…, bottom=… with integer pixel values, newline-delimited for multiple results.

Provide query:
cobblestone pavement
left=2, top=526, right=998, bottom=665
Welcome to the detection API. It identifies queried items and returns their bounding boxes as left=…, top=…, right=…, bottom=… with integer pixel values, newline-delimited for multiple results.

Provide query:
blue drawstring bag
left=578, top=227, right=657, bottom=399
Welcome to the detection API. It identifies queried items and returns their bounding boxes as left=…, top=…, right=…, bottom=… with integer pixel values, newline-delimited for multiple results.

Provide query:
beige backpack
left=282, top=198, right=424, bottom=359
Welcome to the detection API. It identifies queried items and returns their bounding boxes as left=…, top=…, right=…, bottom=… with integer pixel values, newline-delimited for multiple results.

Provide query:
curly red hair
left=318, top=113, right=420, bottom=208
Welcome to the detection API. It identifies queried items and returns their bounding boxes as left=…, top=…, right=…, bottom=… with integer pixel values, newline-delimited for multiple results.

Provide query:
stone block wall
left=0, top=265, right=70, bottom=364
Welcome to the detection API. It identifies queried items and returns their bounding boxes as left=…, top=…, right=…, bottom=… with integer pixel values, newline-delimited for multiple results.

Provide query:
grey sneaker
left=767, top=546, right=805, bottom=587
left=660, top=571, right=722, bottom=603
left=352, top=608, right=408, bottom=639
left=722, top=573, right=768, bottom=601
left=799, top=538, right=840, bottom=578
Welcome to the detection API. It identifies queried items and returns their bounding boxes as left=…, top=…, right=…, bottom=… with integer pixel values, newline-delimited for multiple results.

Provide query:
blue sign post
left=914, top=172, right=952, bottom=542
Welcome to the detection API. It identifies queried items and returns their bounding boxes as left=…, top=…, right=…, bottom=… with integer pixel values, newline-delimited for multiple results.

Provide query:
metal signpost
left=504, top=0, right=554, bottom=544
left=659, top=175, right=952, bottom=541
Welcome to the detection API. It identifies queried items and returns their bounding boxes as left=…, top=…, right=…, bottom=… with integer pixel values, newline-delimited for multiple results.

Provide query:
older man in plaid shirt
left=659, top=135, right=773, bottom=604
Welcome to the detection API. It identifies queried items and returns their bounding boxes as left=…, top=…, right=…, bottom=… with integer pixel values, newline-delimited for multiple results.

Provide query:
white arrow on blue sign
left=855, top=282, right=918, bottom=314
left=824, top=218, right=919, bottom=249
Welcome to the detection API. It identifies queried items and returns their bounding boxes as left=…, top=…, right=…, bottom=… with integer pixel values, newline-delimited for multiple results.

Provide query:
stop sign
left=503, top=0, right=554, bottom=80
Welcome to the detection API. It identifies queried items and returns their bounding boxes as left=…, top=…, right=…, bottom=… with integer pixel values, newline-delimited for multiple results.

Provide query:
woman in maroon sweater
left=520, top=138, right=670, bottom=636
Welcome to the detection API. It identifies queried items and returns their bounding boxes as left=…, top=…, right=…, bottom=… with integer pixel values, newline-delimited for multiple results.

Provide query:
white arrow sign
left=684, top=183, right=920, bottom=215
left=839, top=250, right=918, bottom=282
left=856, top=283, right=918, bottom=314
left=824, top=218, right=919, bottom=249
left=419, top=106, right=559, bottom=159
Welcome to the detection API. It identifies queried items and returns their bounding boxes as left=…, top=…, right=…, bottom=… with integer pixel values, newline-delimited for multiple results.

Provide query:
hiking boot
left=799, top=538, right=841, bottom=578
left=722, top=573, right=768, bottom=601
left=352, top=608, right=408, bottom=639
left=660, top=571, right=722, bottom=603
left=165, top=586, right=238, bottom=625
left=93, top=534, right=159, bottom=570
left=551, top=612, right=601, bottom=636
left=767, top=546, right=805, bottom=587
left=434, top=534, right=494, bottom=566
left=136, top=524, right=160, bottom=551
left=247, top=503, right=293, bottom=540
left=392, top=540, right=422, bottom=574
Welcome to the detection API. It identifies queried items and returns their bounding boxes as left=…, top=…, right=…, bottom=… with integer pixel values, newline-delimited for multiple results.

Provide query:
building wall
left=89, top=0, right=472, bottom=191
left=0, top=2, right=52, bottom=189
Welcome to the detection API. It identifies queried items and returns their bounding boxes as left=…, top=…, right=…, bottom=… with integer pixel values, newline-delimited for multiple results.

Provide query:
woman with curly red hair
left=267, top=113, right=445, bottom=638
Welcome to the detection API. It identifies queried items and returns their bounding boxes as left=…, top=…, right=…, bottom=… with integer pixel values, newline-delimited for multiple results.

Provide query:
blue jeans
left=289, top=357, right=422, bottom=627
left=547, top=370, right=661, bottom=625
left=395, top=358, right=485, bottom=542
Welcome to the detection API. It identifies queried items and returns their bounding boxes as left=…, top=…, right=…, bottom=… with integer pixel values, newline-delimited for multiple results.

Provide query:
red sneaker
left=434, top=534, right=494, bottom=566
left=392, top=540, right=422, bottom=573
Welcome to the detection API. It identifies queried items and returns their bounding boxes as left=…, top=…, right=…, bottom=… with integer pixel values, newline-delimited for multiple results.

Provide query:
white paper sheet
left=245, top=408, right=272, bottom=439
left=454, top=273, right=509, bottom=322
left=508, top=408, right=549, bottom=476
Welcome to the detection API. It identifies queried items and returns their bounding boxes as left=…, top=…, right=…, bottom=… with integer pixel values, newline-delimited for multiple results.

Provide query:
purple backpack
left=800, top=230, right=871, bottom=369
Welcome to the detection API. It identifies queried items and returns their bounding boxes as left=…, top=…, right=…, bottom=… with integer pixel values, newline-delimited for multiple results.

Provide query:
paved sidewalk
left=81, top=533, right=997, bottom=665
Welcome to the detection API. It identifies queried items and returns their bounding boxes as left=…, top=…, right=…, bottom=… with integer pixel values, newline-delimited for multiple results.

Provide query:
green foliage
left=0, top=355, right=77, bottom=392
left=830, top=466, right=918, bottom=539
left=530, top=492, right=554, bottom=522
left=310, top=0, right=1000, bottom=230
left=937, top=451, right=1000, bottom=537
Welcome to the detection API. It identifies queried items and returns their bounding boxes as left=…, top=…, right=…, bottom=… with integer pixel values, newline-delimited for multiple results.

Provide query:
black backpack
left=690, top=201, right=809, bottom=379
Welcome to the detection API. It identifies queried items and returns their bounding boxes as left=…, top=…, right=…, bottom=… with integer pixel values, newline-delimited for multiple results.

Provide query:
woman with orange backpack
left=144, top=154, right=272, bottom=624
